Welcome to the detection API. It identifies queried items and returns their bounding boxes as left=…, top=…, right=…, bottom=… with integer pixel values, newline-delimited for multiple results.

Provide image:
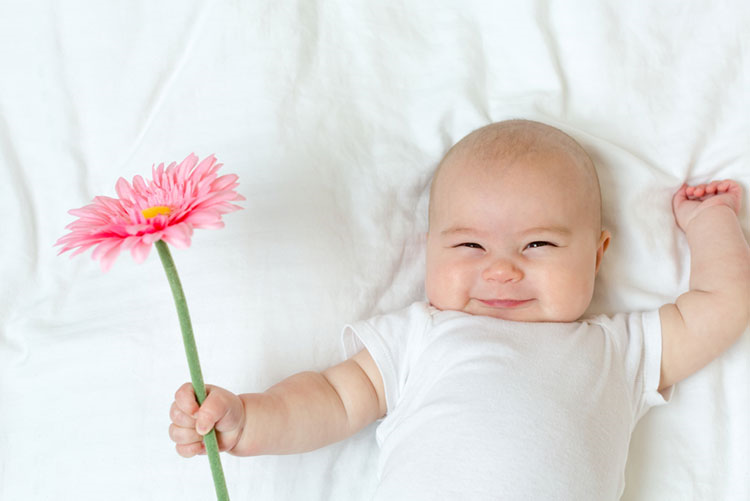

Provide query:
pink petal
left=115, top=178, right=136, bottom=203
left=132, top=175, right=149, bottom=197
left=175, top=154, right=197, bottom=180
left=130, top=239, right=152, bottom=263
left=184, top=208, right=222, bottom=226
left=210, top=174, right=239, bottom=191
left=161, top=223, right=193, bottom=248
left=91, top=238, right=121, bottom=262
left=142, top=232, right=162, bottom=244
left=152, top=163, right=166, bottom=188
left=93, top=239, right=124, bottom=272
left=192, top=154, right=217, bottom=181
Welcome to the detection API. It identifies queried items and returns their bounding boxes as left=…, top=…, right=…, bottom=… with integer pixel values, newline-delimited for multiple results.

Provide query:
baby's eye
left=525, top=241, right=555, bottom=250
left=457, top=242, right=485, bottom=250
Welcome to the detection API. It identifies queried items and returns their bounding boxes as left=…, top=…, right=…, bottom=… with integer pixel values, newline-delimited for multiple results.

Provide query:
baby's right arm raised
left=169, top=349, right=386, bottom=457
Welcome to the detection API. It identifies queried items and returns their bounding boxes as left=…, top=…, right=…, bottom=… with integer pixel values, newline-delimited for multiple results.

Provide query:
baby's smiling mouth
left=478, top=298, right=534, bottom=308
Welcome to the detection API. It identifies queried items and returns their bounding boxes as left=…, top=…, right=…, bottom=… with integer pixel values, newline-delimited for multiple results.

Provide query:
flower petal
left=210, top=174, right=239, bottom=191
left=192, top=154, right=218, bottom=182
left=184, top=208, right=222, bottom=227
left=161, top=223, right=193, bottom=248
left=115, top=178, right=136, bottom=203
left=130, top=239, right=153, bottom=263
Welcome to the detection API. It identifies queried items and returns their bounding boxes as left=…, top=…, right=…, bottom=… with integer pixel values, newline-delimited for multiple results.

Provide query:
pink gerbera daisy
left=56, top=153, right=244, bottom=271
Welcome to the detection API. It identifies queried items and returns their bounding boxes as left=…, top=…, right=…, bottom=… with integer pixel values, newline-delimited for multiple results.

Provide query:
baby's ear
left=595, top=230, right=611, bottom=274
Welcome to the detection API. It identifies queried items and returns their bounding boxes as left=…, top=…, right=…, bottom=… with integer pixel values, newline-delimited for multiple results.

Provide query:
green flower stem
left=155, top=240, right=230, bottom=501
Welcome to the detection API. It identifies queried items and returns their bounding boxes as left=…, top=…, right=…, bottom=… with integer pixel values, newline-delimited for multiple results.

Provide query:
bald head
left=440, top=120, right=594, bottom=170
left=429, top=119, right=603, bottom=233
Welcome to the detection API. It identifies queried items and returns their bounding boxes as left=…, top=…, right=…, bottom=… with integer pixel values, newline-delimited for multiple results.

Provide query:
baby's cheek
left=425, top=265, right=454, bottom=307
left=431, top=263, right=475, bottom=311
left=551, top=272, right=595, bottom=321
left=424, top=261, right=444, bottom=302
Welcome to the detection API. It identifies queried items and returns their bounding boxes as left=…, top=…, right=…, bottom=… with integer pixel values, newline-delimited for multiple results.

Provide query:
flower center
left=141, top=206, right=172, bottom=219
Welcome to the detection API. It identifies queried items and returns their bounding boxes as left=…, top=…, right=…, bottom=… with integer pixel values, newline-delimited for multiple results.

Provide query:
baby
left=169, top=120, right=750, bottom=499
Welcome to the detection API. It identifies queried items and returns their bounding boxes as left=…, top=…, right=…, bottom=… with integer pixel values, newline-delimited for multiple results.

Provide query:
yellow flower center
left=141, top=206, right=172, bottom=219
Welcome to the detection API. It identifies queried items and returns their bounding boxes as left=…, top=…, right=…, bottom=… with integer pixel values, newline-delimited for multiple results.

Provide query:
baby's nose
left=482, top=258, right=523, bottom=283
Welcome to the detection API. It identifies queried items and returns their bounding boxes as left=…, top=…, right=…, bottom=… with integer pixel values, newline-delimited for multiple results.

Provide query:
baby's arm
left=659, top=180, right=750, bottom=390
left=168, top=349, right=386, bottom=456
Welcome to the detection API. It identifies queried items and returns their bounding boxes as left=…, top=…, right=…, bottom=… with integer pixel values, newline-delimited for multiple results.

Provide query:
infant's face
left=425, top=149, right=609, bottom=322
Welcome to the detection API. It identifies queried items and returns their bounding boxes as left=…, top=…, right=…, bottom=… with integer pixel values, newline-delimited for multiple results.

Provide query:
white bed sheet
left=1, top=2, right=748, bottom=500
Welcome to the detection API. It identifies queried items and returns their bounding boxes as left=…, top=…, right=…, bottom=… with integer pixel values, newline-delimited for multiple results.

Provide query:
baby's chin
left=457, top=301, right=584, bottom=323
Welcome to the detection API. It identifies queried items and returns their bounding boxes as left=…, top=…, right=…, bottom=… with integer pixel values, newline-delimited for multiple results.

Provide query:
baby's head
left=425, top=119, right=610, bottom=322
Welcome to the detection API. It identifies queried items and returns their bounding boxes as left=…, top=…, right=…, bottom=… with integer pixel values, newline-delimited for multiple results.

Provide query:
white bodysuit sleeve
left=341, top=302, right=432, bottom=415
left=592, top=310, right=670, bottom=422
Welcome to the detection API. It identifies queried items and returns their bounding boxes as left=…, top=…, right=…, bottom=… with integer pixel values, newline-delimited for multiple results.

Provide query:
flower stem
left=155, top=240, right=230, bottom=501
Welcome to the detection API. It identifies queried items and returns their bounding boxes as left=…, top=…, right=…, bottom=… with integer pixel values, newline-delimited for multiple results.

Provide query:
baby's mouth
left=478, top=298, right=534, bottom=309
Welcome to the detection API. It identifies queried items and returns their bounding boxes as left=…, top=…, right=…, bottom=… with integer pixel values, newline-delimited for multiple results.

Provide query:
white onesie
left=343, top=302, right=668, bottom=500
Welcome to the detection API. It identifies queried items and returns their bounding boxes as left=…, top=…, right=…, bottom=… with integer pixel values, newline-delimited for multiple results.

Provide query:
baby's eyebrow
left=520, top=226, right=572, bottom=237
left=441, top=226, right=572, bottom=237
left=440, top=226, right=485, bottom=237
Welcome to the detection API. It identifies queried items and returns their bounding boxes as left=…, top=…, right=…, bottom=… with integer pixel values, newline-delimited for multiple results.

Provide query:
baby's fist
left=672, top=180, right=743, bottom=232
left=168, top=383, right=245, bottom=457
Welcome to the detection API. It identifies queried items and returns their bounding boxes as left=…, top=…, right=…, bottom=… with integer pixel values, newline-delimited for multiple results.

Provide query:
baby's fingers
left=672, top=183, right=689, bottom=206
left=174, top=382, right=200, bottom=416
left=194, top=386, right=244, bottom=436
left=169, top=423, right=203, bottom=445
left=169, top=423, right=205, bottom=457
left=716, top=180, right=732, bottom=193
left=175, top=441, right=206, bottom=458
left=685, top=179, right=738, bottom=200
left=686, top=183, right=707, bottom=198
left=170, top=401, right=196, bottom=428
left=677, top=179, right=743, bottom=219
left=702, top=180, right=724, bottom=196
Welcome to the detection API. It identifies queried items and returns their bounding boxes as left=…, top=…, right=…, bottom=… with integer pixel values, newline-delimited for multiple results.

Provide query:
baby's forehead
left=435, top=121, right=599, bottom=194
left=438, top=144, right=596, bottom=194
left=430, top=120, right=603, bottom=230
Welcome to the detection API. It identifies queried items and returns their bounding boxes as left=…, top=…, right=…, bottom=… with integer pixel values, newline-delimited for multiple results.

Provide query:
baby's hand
left=168, top=383, right=246, bottom=457
left=672, top=180, right=743, bottom=232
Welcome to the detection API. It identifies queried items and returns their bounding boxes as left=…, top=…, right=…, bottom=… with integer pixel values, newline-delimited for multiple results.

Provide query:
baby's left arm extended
left=659, top=180, right=750, bottom=390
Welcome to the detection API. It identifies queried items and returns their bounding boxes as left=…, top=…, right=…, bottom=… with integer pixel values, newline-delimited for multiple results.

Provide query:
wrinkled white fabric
left=1, top=2, right=748, bottom=499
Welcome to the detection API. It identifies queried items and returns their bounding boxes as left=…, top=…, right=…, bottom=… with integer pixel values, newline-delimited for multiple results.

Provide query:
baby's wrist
left=683, top=203, right=738, bottom=234
left=230, top=393, right=266, bottom=456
